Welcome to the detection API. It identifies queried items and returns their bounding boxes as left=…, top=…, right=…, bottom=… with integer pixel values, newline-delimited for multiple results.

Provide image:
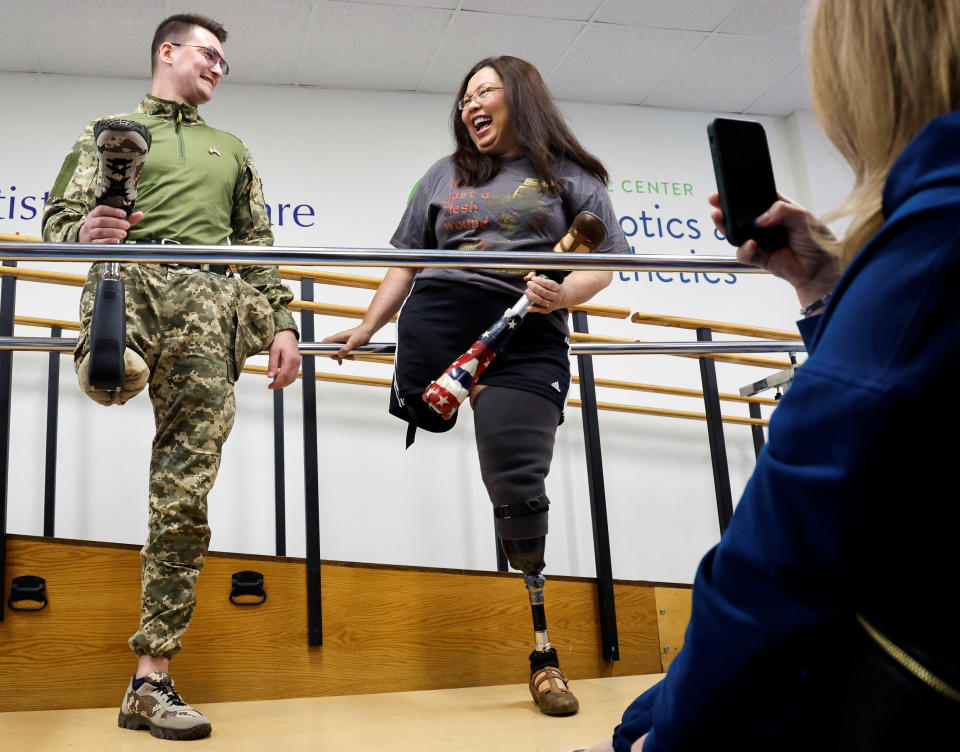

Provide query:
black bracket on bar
left=740, top=362, right=800, bottom=462
left=229, top=570, right=267, bottom=606
left=697, top=328, right=734, bottom=534
left=300, top=277, right=323, bottom=646
left=571, top=310, right=619, bottom=662
left=748, top=402, right=766, bottom=459
left=8, top=575, right=47, bottom=612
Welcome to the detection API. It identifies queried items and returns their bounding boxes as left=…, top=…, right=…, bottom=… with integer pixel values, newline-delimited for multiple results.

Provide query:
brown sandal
left=529, top=665, right=580, bottom=716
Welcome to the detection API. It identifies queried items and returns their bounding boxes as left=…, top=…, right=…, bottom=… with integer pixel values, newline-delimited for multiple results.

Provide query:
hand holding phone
left=707, top=118, right=788, bottom=251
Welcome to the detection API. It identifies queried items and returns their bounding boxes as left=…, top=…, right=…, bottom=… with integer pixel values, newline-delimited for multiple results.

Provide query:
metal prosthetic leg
left=501, top=534, right=579, bottom=715
left=87, top=118, right=151, bottom=391
left=500, top=535, right=552, bottom=657
left=474, top=387, right=578, bottom=714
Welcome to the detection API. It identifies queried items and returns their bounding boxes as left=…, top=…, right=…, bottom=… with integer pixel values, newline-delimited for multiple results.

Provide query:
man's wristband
left=800, top=292, right=831, bottom=317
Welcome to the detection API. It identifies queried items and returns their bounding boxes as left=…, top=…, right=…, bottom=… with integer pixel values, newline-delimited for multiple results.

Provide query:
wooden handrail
left=0, top=259, right=790, bottom=366
left=632, top=311, right=799, bottom=341
left=278, top=267, right=381, bottom=290
left=15, top=316, right=81, bottom=332
left=0, top=266, right=85, bottom=287
left=288, top=300, right=397, bottom=322
left=567, top=398, right=768, bottom=427
left=569, top=303, right=630, bottom=319
left=0, top=263, right=625, bottom=320
left=0, top=233, right=43, bottom=242
left=278, top=266, right=629, bottom=318
left=9, top=315, right=780, bottom=408
left=242, top=363, right=393, bottom=388
left=241, top=365, right=769, bottom=427
left=575, top=375, right=778, bottom=407
left=6, top=312, right=772, bottom=426
left=569, top=331, right=793, bottom=370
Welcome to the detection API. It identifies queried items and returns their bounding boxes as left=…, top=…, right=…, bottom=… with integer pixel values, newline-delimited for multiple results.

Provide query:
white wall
left=0, top=71, right=852, bottom=584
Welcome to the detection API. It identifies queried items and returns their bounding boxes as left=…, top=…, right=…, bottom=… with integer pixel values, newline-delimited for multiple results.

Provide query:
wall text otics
left=611, top=178, right=736, bottom=286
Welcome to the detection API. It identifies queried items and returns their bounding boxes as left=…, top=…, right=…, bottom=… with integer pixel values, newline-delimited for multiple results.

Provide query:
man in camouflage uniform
left=42, top=13, right=300, bottom=741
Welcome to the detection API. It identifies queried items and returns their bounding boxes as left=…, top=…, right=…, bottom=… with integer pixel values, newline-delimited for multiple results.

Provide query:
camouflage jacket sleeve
left=42, top=122, right=98, bottom=242
left=232, top=148, right=299, bottom=337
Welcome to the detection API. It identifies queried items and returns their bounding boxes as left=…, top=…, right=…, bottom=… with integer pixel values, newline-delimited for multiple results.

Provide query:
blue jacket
left=614, top=111, right=960, bottom=751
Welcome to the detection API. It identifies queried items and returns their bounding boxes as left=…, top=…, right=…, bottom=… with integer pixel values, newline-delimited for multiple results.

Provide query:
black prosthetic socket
left=87, top=275, right=127, bottom=389
left=500, top=536, right=546, bottom=575
left=530, top=647, right=560, bottom=672
left=473, top=386, right=560, bottom=540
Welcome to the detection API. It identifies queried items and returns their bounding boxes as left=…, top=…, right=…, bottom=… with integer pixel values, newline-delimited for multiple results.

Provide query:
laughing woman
left=325, top=55, right=629, bottom=715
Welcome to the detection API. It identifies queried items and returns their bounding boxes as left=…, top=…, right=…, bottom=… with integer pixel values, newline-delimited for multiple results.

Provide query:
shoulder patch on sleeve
left=50, top=150, right=81, bottom=199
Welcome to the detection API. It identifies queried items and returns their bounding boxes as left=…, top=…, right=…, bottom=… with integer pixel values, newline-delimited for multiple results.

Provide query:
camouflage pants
left=76, top=262, right=274, bottom=658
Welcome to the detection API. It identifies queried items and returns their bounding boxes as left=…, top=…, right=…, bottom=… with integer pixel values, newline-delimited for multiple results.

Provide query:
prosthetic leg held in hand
left=78, top=119, right=151, bottom=405
left=422, top=211, right=607, bottom=418
left=428, top=212, right=608, bottom=716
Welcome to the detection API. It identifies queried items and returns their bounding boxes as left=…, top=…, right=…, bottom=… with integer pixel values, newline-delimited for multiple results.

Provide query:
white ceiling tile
left=717, top=0, right=811, bottom=38
left=336, top=0, right=458, bottom=7
left=164, top=0, right=315, bottom=85
left=298, top=1, right=452, bottom=89
left=744, top=63, right=811, bottom=116
left=461, top=0, right=601, bottom=20
left=549, top=24, right=707, bottom=104
left=0, top=0, right=46, bottom=73
left=418, top=11, right=584, bottom=93
left=1, top=0, right=158, bottom=78
left=0, top=0, right=817, bottom=113
left=594, top=0, right=741, bottom=31
left=644, top=33, right=803, bottom=113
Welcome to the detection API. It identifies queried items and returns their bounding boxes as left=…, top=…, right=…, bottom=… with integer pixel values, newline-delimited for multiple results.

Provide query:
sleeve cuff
left=273, top=310, right=299, bottom=339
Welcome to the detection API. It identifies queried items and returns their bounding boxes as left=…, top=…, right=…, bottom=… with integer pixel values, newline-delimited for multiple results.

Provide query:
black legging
left=472, top=385, right=560, bottom=541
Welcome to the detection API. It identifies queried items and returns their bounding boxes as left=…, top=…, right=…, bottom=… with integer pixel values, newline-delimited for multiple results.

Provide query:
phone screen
left=708, top=118, right=787, bottom=250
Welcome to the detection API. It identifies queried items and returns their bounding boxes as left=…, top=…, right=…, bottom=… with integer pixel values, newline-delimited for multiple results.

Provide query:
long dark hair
left=451, top=56, right=608, bottom=193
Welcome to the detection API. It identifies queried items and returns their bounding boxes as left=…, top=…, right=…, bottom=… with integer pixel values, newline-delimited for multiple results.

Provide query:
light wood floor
left=0, top=674, right=662, bottom=751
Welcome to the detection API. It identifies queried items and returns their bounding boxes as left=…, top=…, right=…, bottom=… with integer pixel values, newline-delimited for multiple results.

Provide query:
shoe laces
left=151, top=682, right=188, bottom=707
left=103, top=157, right=132, bottom=186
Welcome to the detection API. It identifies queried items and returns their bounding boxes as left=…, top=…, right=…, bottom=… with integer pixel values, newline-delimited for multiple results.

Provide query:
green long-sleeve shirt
left=43, top=94, right=297, bottom=335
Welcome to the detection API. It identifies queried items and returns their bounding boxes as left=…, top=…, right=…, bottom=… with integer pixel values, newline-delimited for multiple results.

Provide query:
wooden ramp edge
left=0, top=535, right=689, bottom=712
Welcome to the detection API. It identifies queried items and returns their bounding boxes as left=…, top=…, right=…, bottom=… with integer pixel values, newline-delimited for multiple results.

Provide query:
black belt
left=128, top=240, right=229, bottom=275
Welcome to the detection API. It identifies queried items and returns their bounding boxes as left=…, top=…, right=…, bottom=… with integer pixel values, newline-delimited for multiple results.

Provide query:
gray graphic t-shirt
left=390, top=155, right=629, bottom=333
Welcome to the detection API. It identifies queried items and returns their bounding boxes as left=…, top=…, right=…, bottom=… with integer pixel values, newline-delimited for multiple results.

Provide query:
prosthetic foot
left=77, top=347, right=148, bottom=406
left=86, top=119, right=151, bottom=391
left=502, top=536, right=580, bottom=716
left=93, top=118, right=151, bottom=214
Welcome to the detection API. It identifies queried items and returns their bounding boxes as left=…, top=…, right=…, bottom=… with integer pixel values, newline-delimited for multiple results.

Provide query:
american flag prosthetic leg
left=423, top=210, right=608, bottom=419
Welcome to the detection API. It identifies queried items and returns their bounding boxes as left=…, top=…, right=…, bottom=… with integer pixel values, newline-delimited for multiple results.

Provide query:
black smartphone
left=707, top=118, right=788, bottom=251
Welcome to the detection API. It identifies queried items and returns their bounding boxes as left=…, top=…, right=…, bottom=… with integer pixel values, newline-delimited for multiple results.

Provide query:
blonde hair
left=808, top=0, right=960, bottom=266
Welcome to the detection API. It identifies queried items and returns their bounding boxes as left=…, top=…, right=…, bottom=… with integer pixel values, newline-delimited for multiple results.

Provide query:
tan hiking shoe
left=118, top=672, right=211, bottom=740
left=529, top=665, right=580, bottom=716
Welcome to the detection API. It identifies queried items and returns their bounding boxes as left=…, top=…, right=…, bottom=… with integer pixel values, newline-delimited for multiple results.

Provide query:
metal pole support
left=572, top=310, right=619, bottom=662
left=0, top=264, right=17, bottom=622
left=697, top=328, right=734, bottom=533
left=300, top=278, right=323, bottom=645
left=43, top=325, right=61, bottom=537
